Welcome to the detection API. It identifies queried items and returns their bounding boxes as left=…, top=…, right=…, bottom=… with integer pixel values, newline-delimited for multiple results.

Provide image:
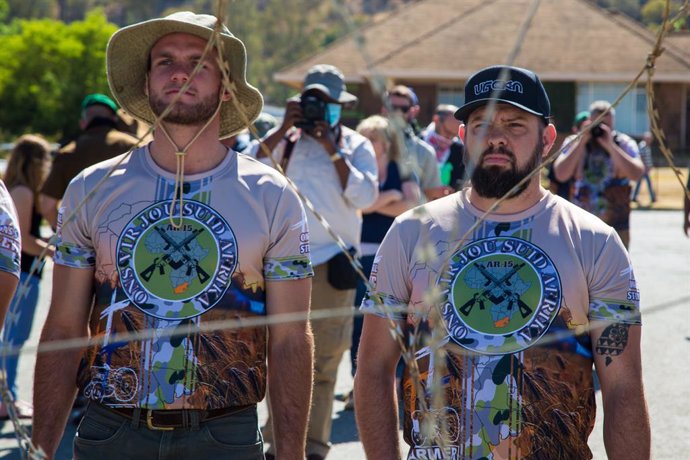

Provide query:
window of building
left=576, top=82, right=649, bottom=137
left=438, top=85, right=464, bottom=107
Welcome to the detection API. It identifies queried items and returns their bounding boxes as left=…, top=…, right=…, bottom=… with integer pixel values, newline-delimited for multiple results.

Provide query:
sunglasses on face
left=391, top=105, right=411, bottom=113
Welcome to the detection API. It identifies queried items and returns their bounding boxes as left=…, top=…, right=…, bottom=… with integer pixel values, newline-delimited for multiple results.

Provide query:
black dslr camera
left=590, top=124, right=605, bottom=138
left=295, top=93, right=327, bottom=130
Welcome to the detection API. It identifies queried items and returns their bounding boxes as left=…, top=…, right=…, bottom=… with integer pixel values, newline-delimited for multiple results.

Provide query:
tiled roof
left=666, top=32, right=690, bottom=60
left=275, top=0, right=690, bottom=86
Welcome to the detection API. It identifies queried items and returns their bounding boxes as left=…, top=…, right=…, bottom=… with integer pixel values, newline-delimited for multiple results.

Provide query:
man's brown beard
left=149, top=90, right=219, bottom=125
left=471, top=140, right=543, bottom=199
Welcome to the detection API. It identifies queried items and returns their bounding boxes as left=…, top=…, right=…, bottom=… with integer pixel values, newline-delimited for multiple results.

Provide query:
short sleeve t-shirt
left=0, top=181, right=21, bottom=279
left=362, top=189, right=640, bottom=459
left=570, top=132, right=639, bottom=231
left=55, top=146, right=313, bottom=410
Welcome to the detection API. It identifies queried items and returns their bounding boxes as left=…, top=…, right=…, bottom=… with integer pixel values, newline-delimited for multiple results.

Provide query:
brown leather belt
left=107, top=404, right=255, bottom=431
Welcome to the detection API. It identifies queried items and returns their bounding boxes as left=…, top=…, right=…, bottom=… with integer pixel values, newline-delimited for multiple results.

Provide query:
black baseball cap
left=454, top=65, right=550, bottom=124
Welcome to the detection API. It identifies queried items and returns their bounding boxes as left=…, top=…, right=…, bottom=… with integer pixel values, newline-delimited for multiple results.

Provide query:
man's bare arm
left=374, top=181, right=422, bottom=217
left=32, top=265, right=93, bottom=460
left=603, top=141, right=645, bottom=181
left=12, top=187, right=54, bottom=257
left=266, top=277, right=314, bottom=460
left=592, top=322, right=650, bottom=459
left=355, top=313, right=403, bottom=460
left=256, top=100, right=300, bottom=159
left=39, top=194, right=59, bottom=230
left=553, top=136, right=587, bottom=183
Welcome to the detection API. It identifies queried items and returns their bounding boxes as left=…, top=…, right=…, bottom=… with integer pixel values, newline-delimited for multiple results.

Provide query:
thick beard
left=149, top=91, right=219, bottom=125
left=471, top=139, right=543, bottom=199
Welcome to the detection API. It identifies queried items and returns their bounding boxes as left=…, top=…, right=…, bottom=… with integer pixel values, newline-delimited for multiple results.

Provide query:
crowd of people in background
left=0, top=9, right=687, bottom=460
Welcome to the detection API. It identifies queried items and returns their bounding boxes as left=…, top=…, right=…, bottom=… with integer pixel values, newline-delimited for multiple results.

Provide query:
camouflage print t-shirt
left=567, top=132, right=639, bottom=231
left=361, top=189, right=640, bottom=460
left=56, top=146, right=313, bottom=410
left=0, top=180, right=21, bottom=279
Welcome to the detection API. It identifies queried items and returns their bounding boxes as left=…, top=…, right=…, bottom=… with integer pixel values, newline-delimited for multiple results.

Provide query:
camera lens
left=303, top=103, right=321, bottom=119
left=296, top=94, right=327, bottom=130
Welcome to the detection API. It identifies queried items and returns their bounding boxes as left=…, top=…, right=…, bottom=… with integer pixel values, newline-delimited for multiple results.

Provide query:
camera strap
left=280, top=130, right=300, bottom=173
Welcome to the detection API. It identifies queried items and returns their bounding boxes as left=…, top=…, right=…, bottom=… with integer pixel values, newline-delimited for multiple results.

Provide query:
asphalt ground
left=0, top=205, right=688, bottom=459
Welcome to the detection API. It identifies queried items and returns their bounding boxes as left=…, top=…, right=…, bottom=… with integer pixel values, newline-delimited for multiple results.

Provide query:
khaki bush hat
left=106, top=11, right=263, bottom=138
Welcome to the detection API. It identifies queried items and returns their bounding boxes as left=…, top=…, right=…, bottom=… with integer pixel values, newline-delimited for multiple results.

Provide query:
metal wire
left=1, top=0, right=689, bottom=457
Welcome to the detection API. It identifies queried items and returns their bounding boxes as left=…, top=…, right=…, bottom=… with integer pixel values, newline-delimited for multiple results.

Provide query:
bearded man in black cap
left=33, top=12, right=314, bottom=460
left=355, top=65, right=650, bottom=460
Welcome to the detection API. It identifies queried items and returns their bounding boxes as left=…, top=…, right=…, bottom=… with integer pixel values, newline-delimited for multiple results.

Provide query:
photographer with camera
left=252, top=64, right=378, bottom=460
left=553, top=100, right=644, bottom=247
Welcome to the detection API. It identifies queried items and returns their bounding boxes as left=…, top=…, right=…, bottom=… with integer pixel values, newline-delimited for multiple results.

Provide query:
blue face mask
left=326, top=103, right=342, bottom=127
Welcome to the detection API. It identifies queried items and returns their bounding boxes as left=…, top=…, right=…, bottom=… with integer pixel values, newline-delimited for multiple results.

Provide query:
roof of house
left=666, top=32, right=690, bottom=59
left=275, top=0, right=690, bottom=87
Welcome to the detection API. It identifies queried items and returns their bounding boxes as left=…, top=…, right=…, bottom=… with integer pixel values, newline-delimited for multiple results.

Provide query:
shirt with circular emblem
left=361, top=189, right=640, bottom=460
left=55, top=146, right=313, bottom=410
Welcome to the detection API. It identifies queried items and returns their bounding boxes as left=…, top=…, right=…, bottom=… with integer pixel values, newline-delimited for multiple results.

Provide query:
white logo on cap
left=474, top=80, right=524, bottom=96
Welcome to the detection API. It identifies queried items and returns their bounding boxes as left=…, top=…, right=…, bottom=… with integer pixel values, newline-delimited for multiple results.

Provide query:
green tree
left=641, top=0, right=688, bottom=29
left=597, top=0, right=643, bottom=19
left=0, top=10, right=117, bottom=140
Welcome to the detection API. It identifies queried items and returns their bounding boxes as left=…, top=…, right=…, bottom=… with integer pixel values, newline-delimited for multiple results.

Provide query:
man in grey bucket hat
left=33, top=11, right=314, bottom=460
left=251, top=63, right=377, bottom=460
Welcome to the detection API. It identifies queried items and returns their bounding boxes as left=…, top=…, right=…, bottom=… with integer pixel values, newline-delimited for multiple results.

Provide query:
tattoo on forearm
left=595, top=323, right=630, bottom=366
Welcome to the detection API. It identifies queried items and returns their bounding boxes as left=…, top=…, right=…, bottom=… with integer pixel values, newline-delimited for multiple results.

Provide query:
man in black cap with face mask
left=252, top=63, right=378, bottom=459
left=355, top=65, right=650, bottom=460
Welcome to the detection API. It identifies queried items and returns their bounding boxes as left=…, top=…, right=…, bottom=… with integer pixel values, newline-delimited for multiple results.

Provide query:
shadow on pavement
left=330, top=408, right=358, bottom=444
left=0, top=421, right=76, bottom=460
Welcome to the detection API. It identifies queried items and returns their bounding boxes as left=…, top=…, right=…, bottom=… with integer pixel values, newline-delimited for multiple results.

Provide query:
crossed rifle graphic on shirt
left=139, top=226, right=211, bottom=284
left=458, top=261, right=533, bottom=319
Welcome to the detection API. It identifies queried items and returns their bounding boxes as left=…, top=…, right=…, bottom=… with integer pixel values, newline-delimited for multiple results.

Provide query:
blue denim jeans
left=2, top=271, right=40, bottom=398
left=73, top=403, right=264, bottom=460
left=351, top=255, right=375, bottom=377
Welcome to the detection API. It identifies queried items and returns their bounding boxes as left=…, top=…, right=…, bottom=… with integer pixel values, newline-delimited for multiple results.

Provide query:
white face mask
left=326, top=103, right=342, bottom=127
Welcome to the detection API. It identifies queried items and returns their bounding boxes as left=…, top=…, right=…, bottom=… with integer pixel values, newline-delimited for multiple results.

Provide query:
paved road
left=0, top=209, right=688, bottom=459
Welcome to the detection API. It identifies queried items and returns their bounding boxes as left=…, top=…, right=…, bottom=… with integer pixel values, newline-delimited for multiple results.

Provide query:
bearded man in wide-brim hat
left=33, top=11, right=314, bottom=460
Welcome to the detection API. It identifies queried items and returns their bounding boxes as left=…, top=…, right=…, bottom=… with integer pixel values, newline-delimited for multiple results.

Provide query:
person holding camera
left=252, top=64, right=378, bottom=460
left=553, top=100, right=644, bottom=247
